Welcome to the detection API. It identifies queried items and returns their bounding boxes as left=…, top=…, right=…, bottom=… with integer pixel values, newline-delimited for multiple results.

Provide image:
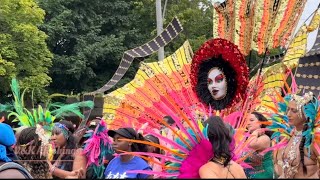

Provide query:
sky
left=296, top=0, right=320, bottom=51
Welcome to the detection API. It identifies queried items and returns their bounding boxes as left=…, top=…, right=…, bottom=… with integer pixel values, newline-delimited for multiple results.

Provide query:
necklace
left=211, top=156, right=227, bottom=165
left=280, top=130, right=302, bottom=178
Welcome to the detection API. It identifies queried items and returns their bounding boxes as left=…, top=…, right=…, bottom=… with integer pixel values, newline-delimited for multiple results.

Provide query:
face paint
left=207, top=68, right=227, bottom=100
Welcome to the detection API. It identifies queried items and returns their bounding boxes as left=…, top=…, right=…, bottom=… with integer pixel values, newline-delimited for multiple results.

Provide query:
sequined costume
left=244, top=151, right=274, bottom=179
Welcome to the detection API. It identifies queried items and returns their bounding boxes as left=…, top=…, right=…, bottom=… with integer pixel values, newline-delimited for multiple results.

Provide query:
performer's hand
left=47, top=159, right=53, bottom=168
left=252, top=129, right=264, bottom=137
left=66, top=168, right=84, bottom=179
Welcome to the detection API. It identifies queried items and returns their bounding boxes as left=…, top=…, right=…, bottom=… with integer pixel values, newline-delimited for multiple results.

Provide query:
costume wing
left=213, top=0, right=307, bottom=55
left=103, top=41, right=206, bottom=130
left=119, top=113, right=250, bottom=178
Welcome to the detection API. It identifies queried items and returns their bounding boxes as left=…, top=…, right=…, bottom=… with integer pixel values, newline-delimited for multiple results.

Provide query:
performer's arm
left=248, top=130, right=270, bottom=151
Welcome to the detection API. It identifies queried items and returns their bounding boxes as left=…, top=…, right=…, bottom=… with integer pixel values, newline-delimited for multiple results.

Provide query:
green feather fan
left=0, top=103, right=13, bottom=112
left=49, top=101, right=94, bottom=119
left=6, top=78, right=94, bottom=132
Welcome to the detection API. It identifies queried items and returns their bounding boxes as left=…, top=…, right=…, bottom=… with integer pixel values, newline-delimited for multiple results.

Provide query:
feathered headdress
left=1, top=78, right=94, bottom=159
left=115, top=112, right=248, bottom=178
left=83, top=119, right=113, bottom=179
left=6, top=78, right=94, bottom=132
left=265, top=73, right=320, bottom=156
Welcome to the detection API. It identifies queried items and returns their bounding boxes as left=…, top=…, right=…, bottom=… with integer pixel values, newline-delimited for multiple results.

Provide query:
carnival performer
left=49, top=120, right=87, bottom=179
left=101, top=38, right=250, bottom=179
left=15, top=126, right=52, bottom=179
left=104, top=127, right=152, bottom=179
left=199, top=116, right=247, bottom=178
left=243, top=112, right=274, bottom=178
left=272, top=92, right=320, bottom=178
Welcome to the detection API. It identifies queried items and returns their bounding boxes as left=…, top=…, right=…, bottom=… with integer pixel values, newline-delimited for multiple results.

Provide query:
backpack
left=0, top=161, right=33, bottom=179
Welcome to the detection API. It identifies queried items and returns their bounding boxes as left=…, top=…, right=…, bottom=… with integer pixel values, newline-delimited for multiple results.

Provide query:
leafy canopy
left=0, top=0, right=53, bottom=100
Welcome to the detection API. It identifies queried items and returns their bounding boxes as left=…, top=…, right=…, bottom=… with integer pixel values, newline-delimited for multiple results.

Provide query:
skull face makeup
left=207, top=68, right=227, bottom=100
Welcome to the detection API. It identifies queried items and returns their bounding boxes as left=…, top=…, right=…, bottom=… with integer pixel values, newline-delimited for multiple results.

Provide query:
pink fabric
left=178, top=139, right=213, bottom=178
left=224, top=111, right=243, bottom=128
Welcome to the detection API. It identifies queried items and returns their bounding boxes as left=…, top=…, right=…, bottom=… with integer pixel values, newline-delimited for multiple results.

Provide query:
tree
left=38, top=0, right=150, bottom=94
left=162, top=0, right=213, bottom=53
left=0, top=58, right=15, bottom=78
left=0, top=0, right=53, bottom=101
left=131, top=0, right=214, bottom=63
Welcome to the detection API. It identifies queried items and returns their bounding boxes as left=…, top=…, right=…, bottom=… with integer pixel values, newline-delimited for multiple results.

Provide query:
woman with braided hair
left=49, top=120, right=87, bottom=179
left=15, top=126, right=51, bottom=179
left=273, top=92, right=320, bottom=178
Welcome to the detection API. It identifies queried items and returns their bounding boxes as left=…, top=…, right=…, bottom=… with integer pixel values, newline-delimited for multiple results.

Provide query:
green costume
left=244, top=151, right=274, bottom=179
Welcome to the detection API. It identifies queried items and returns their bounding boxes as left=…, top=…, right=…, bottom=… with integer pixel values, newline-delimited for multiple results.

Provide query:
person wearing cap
left=104, top=127, right=152, bottom=179
left=145, top=134, right=163, bottom=178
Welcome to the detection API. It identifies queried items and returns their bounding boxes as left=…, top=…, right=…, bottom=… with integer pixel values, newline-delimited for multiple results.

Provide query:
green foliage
left=133, top=0, right=213, bottom=61
left=38, top=0, right=215, bottom=94
left=0, top=57, right=15, bottom=77
left=162, top=0, right=213, bottom=53
left=0, top=0, right=53, bottom=99
left=38, top=0, right=149, bottom=94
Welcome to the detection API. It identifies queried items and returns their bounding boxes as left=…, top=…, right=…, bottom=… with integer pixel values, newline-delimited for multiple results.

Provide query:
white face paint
left=207, top=68, right=227, bottom=100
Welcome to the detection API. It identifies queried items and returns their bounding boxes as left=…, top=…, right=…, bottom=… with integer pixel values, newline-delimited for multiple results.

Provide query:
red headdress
left=190, top=38, right=249, bottom=110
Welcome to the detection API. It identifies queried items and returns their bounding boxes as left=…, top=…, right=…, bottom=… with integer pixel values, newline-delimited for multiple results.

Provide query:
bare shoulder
left=199, top=162, right=210, bottom=173
left=229, top=161, right=247, bottom=178
left=230, top=161, right=242, bottom=169
left=260, top=134, right=271, bottom=142
left=199, top=162, right=218, bottom=178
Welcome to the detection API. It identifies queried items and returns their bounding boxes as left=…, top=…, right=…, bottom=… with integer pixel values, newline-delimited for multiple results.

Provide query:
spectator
left=49, top=120, right=86, bottom=179
left=104, top=127, right=152, bottom=179
left=0, top=123, right=32, bottom=178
